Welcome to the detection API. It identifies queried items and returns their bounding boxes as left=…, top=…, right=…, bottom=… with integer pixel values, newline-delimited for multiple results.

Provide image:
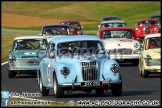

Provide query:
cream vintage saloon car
left=98, top=27, right=140, bottom=66
left=139, top=33, right=161, bottom=78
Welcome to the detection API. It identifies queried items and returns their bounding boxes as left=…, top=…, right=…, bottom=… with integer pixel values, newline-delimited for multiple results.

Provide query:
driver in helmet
left=58, top=43, right=69, bottom=54
left=45, top=28, right=54, bottom=35
left=17, top=41, right=28, bottom=50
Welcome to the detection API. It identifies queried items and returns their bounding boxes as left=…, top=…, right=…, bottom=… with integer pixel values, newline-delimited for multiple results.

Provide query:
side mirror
left=50, top=51, right=55, bottom=58
left=39, top=33, right=42, bottom=36
left=8, top=49, right=11, bottom=53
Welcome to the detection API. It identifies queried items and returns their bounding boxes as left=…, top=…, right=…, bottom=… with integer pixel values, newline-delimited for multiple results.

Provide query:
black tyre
left=140, top=70, right=143, bottom=77
left=111, top=75, right=122, bottom=96
left=39, top=75, right=49, bottom=96
left=143, top=70, right=149, bottom=78
left=8, top=70, right=16, bottom=78
left=53, top=74, right=64, bottom=98
left=95, top=88, right=104, bottom=95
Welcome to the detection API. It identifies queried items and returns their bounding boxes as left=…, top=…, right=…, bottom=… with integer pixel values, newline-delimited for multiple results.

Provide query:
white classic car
left=98, top=27, right=141, bottom=66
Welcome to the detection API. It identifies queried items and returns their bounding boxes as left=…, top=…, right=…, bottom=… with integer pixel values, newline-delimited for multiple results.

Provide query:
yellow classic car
left=139, top=33, right=161, bottom=78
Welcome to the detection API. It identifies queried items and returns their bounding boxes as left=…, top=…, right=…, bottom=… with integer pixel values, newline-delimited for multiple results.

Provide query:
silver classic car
left=39, top=24, right=71, bottom=42
left=8, top=36, right=48, bottom=78
left=37, top=35, right=122, bottom=98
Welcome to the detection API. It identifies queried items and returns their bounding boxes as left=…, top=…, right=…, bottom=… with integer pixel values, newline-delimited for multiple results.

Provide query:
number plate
left=81, top=81, right=102, bottom=87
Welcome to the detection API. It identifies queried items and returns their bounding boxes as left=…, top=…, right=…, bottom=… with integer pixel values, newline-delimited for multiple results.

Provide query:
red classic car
left=60, top=20, right=83, bottom=35
left=135, top=18, right=160, bottom=39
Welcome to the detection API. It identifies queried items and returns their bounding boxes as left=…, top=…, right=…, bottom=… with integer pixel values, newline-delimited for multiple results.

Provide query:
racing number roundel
left=47, top=64, right=51, bottom=83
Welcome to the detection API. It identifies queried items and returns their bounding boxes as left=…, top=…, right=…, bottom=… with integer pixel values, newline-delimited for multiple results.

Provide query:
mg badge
left=88, top=72, right=92, bottom=76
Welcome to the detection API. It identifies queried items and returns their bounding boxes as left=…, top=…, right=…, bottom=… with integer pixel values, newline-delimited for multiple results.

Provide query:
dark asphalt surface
left=1, top=63, right=161, bottom=106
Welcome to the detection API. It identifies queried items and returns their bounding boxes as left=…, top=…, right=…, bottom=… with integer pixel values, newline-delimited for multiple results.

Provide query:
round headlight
left=145, top=55, right=152, bottom=66
left=77, top=31, right=81, bottom=35
left=9, top=55, right=16, bottom=61
left=154, top=27, right=159, bottom=30
left=110, top=64, right=119, bottom=73
left=135, top=28, right=139, bottom=31
left=146, top=55, right=152, bottom=62
left=60, top=67, right=70, bottom=75
left=134, top=42, right=140, bottom=49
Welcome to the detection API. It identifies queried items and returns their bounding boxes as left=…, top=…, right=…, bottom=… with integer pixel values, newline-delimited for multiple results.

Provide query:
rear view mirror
left=50, top=51, right=55, bottom=58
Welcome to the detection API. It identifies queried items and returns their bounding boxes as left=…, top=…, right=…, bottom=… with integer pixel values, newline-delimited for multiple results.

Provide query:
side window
left=12, top=40, right=17, bottom=51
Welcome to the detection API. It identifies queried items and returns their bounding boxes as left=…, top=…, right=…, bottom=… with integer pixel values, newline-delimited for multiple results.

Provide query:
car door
left=47, top=43, right=56, bottom=87
left=42, top=42, right=51, bottom=86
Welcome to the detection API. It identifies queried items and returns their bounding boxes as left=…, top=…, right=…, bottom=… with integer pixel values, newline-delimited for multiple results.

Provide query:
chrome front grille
left=145, top=27, right=150, bottom=34
left=15, top=59, right=41, bottom=66
left=109, top=49, right=133, bottom=55
left=81, top=62, right=98, bottom=81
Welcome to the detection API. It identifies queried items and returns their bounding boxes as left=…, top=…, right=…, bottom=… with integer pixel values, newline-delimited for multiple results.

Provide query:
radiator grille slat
left=15, top=60, right=40, bottom=66
left=81, top=61, right=98, bottom=81
left=145, top=27, right=150, bottom=34
left=109, top=49, right=133, bottom=55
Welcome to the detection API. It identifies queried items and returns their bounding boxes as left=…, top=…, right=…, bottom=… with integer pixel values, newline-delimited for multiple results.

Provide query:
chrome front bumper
left=59, top=80, right=122, bottom=90
left=8, top=68, right=38, bottom=71
left=144, top=67, right=161, bottom=72
left=110, top=55, right=139, bottom=60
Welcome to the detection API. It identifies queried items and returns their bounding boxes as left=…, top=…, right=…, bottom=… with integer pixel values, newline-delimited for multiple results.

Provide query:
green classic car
left=149, top=14, right=161, bottom=29
left=8, top=36, right=48, bottom=78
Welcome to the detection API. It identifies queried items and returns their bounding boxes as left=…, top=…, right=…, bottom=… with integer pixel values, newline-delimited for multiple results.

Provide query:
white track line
left=1, top=61, right=8, bottom=65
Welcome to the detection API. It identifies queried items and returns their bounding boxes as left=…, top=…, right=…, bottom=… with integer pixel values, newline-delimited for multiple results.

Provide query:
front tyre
left=111, top=75, right=122, bottom=96
left=143, top=70, right=149, bottom=78
left=53, top=74, right=64, bottom=98
left=39, top=75, right=49, bottom=96
left=8, top=70, right=16, bottom=78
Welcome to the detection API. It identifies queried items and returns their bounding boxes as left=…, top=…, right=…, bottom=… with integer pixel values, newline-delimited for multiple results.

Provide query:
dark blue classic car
left=37, top=35, right=122, bottom=98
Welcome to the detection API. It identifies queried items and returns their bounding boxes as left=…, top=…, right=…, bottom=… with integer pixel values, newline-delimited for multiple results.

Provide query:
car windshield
left=43, top=27, right=69, bottom=36
left=101, top=30, right=134, bottom=39
left=151, top=16, right=161, bottom=21
left=13, top=39, right=47, bottom=51
left=102, top=18, right=120, bottom=21
left=57, top=41, right=105, bottom=56
left=147, top=37, right=161, bottom=49
left=139, top=20, right=156, bottom=25
left=100, top=23, right=127, bottom=28
left=68, top=23, right=80, bottom=29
